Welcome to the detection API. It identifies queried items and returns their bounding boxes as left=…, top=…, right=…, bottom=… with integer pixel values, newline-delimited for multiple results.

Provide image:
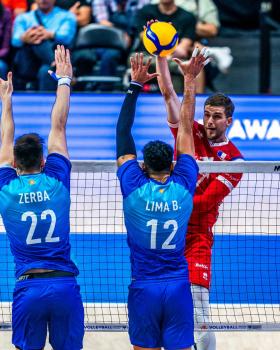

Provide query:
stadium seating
left=73, top=24, right=129, bottom=89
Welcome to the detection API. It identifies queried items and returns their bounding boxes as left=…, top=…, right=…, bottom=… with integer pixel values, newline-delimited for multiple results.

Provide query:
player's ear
left=226, top=116, right=232, bottom=127
left=40, top=157, right=45, bottom=169
left=141, top=162, right=146, bottom=171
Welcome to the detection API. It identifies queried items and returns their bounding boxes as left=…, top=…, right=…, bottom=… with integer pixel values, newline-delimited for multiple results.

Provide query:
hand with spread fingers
left=0, top=72, right=13, bottom=100
left=143, top=19, right=157, bottom=31
left=130, top=53, right=159, bottom=85
left=54, top=45, right=73, bottom=79
left=173, top=47, right=210, bottom=82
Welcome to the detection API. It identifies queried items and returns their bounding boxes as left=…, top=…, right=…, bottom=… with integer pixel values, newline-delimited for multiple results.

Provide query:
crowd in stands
left=0, top=0, right=279, bottom=92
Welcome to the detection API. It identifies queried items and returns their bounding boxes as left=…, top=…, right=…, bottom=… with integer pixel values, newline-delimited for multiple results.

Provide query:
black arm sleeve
left=116, top=82, right=142, bottom=159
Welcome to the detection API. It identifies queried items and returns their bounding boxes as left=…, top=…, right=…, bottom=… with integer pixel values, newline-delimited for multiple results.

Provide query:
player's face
left=36, top=0, right=55, bottom=12
left=203, top=105, right=232, bottom=142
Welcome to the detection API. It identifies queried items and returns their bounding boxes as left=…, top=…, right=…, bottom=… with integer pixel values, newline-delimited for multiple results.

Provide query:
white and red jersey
left=169, top=120, right=243, bottom=288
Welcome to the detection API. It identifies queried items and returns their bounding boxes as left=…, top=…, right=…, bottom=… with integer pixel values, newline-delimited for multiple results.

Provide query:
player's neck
left=208, top=134, right=227, bottom=144
left=17, top=169, right=42, bottom=175
left=149, top=172, right=170, bottom=183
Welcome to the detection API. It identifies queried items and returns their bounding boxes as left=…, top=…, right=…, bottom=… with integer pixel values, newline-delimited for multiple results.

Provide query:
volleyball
left=143, top=21, right=178, bottom=57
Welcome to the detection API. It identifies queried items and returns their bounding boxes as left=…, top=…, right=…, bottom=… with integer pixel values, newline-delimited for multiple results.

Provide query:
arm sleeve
left=168, top=121, right=200, bottom=160
left=168, top=120, right=200, bottom=140
left=117, top=159, right=147, bottom=198
left=168, top=122, right=178, bottom=139
left=116, top=81, right=142, bottom=159
left=0, top=166, right=17, bottom=191
left=172, top=154, right=199, bottom=195
left=55, top=12, right=77, bottom=45
left=43, top=153, right=72, bottom=191
left=11, top=14, right=26, bottom=47
left=194, top=172, right=242, bottom=212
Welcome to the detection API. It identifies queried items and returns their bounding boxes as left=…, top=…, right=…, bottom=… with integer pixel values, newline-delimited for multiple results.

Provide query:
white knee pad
left=191, top=284, right=216, bottom=350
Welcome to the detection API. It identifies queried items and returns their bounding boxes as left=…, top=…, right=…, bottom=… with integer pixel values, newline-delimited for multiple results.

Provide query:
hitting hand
left=173, top=47, right=210, bottom=82
left=0, top=72, right=13, bottom=100
left=130, top=53, right=159, bottom=85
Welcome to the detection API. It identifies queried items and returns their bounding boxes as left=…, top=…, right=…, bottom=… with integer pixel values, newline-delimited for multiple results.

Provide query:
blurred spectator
left=136, top=0, right=195, bottom=58
left=59, top=0, right=92, bottom=27
left=213, top=0, right=261, bottom=32
left=133, top=0, right=196, bottom=92
left=152, top=0, right=233, bottom=92
left=12, top=0, right=77, bottom=91
left=85, top=0, right=149, bottom=90
left=93, top=0, right=149, bottom=37
left=271, top=0, right=280, bottom=24
left=0, top=1, right=12, bottom=78
left=30, top=0, right=92, bottom=27
left=2, top=0, right=27, bottom=18
left=152, top=0, right=219, bottom=37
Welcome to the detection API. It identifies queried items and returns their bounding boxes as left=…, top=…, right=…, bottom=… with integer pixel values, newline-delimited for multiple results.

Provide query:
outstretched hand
left=0, top=72, right=13, bottom=100
left=49, top=45, right=73, bottom=79
left=173, top=47, right=210, bottom=82
left=130, top=53, right=159, bottom=85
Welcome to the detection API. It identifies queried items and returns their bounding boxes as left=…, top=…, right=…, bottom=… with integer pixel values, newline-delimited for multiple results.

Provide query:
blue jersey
left=0, top=153, right=78, bottom=278
left=117, top=154, right=198, bottom=281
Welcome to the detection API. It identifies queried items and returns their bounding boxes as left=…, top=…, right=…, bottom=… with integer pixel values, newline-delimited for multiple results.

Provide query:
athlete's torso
left=190, top=121, right=243, bottom=232
left=117, top=154, right=198, bottom=281
left=0, top=153, right=78, bottom=278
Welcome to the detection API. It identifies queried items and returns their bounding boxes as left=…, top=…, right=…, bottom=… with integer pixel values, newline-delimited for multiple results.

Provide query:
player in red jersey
left=156, top=48, right=243, bottom=350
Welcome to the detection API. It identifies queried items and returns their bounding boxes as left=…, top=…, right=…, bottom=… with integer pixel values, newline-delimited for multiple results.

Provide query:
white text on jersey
left=145, top=200, right=179, bottom=212
left=19, top=191, right=50, bottom=204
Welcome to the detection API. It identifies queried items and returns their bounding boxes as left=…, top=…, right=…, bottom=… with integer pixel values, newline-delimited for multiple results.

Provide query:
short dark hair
left=204, top=93, right=235, bottom=118
left=14, top=133, right=44, bottom=171
left=142, top=140, right=173, bottom=172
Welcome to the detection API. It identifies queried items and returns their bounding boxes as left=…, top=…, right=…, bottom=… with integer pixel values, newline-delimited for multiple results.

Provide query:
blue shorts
left=128, top=279, right=194, bottom=350
left=12, top=277, right=84, bottom=350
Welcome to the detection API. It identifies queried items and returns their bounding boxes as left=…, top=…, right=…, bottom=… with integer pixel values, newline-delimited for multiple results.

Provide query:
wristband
left=130, top=81, right=143, bottom=88
left=58, top=77, right=72, bottom=87
left=48, top=71, right=72, bottom=86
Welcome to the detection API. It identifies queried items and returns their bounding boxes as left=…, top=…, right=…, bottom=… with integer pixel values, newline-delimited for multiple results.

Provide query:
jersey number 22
left=21, top=210, right=59, bottom=245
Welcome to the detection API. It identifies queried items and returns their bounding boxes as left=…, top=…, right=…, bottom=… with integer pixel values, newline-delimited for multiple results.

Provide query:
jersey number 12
left=147, top=219, right=178, bottom=250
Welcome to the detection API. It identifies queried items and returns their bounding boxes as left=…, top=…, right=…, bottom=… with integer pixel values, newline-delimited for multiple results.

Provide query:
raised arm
left=117, top=53, right=159, bottom=167
left=0, top=72, right=14, bottom=166
left=156, top=56, right=181, bottom=125
left=48, top=45, right=73, bottom=159
left=173, top=48, right=210, bottom=157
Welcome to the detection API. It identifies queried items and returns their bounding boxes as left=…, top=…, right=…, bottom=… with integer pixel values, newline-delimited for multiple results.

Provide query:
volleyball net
left=0, top=161, right=279, bottom=331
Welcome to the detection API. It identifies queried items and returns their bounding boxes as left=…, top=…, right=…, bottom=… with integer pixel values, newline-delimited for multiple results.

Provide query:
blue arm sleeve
left=43, top=153, right=72, bottom=191
left=172, top=154, right=199, bottom=196
left=0, top=166, right=17, bottom=190
left=116, top=82, right=142, bottom=159
left=117, top=159, right=148, bottom=198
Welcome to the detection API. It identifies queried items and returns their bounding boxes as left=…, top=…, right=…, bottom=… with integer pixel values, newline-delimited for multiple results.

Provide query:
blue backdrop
left=1, top=234, right=279, bottom=304
left=6, top=93, right=280, bottom=160
left=0, top=93, right=279, bottom=305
